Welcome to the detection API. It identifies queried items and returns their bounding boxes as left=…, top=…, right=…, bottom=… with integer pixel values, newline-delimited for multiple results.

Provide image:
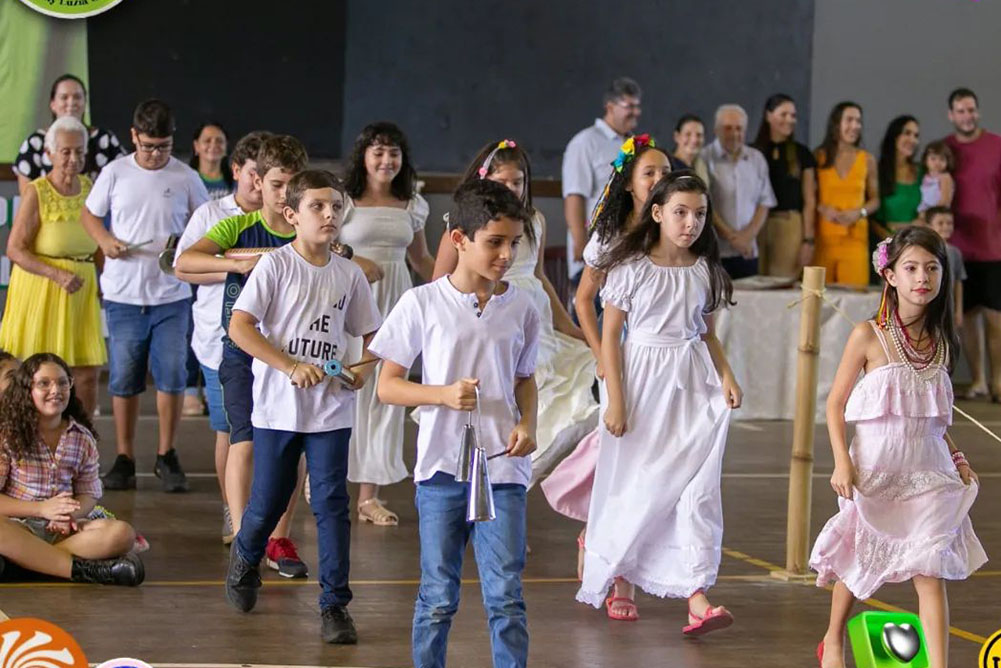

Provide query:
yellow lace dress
left=0, top=175, right=107, bottom=366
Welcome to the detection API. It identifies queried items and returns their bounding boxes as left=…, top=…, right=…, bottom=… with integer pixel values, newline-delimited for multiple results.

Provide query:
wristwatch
left=859, top=207, right=868, bottom=219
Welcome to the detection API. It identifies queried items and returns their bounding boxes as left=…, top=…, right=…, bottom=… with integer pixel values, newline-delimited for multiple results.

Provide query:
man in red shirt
left=944, top=88, right=1001, bottom=401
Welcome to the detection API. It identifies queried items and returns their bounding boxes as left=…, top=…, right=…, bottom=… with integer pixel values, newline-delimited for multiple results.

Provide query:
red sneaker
left=265, top=537, right=309, bottom=578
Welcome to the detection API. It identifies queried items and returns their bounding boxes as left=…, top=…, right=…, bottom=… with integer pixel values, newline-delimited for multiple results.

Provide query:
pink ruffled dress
left=809, top=322, right=987, bottom=600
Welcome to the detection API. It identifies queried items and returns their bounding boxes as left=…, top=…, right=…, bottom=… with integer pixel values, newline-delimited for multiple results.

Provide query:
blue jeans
left=104, top=299, right=191, bottom=397
left=235, top=427, right=352, bottom=608
left=200, top=364, right=228, bottom=433
left=412, top=472, right=528, bottom=668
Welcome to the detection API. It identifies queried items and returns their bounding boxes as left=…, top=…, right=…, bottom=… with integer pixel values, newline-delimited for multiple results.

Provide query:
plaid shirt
left=0, top=419, right=102, bottom=505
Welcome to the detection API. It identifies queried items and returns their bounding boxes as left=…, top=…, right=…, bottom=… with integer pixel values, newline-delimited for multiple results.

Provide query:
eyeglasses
left=137, top=140, right=173, bottom=155
left=613, top=101, right=642, bottom=112
left=33, top=378, right=74, bottom=392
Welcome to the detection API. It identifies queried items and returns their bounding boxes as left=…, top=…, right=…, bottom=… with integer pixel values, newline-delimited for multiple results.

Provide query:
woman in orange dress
left=814, top=102, right=880, bottom=287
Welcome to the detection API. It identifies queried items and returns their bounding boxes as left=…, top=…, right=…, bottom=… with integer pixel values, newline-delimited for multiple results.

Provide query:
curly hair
left=0, top=353, right=96, bottom=459
left=343, top=122, right=417, bottom=202
left=589, top=143, right=671, bottom=246
left=595, top=171, right=734, bottom=313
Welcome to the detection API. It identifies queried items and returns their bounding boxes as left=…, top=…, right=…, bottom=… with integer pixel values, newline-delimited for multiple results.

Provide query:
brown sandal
left=358, top=498, right=399, bottom=526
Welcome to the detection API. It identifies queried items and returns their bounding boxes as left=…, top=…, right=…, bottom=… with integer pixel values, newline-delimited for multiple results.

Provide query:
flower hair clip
left=611, top=134, right=654, bottom=173
left=871, top=237, right=892, bottom=275
left=478, top=139, right=517, bottom=178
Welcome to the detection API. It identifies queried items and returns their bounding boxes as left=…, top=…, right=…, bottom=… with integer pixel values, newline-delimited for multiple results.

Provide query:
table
left=716, top=286, right=879, bottom=421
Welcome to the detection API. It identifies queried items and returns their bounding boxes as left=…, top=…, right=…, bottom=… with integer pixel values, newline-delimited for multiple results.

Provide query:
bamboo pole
left=772, top=266, right=826, bottom=581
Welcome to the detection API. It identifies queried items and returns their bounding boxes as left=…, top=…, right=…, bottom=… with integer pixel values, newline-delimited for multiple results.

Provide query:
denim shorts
left=200, top=364, right=229, bottom=433
left=105, top=299, right=191, bottom=397
left=218, top=346, right=254, bottom=444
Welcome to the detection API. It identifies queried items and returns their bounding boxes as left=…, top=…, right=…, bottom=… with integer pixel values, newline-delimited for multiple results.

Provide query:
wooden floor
left=1, top=393, right=999, bottom=668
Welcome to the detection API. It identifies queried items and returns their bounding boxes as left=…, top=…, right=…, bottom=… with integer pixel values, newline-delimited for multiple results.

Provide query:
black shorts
left=963, top=261, right=1001, bottom=311
left=218, top=346, right=255, bottom=444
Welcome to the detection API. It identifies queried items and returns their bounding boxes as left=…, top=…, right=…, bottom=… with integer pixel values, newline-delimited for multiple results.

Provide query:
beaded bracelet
left=951, top=450, right=969, bottom=468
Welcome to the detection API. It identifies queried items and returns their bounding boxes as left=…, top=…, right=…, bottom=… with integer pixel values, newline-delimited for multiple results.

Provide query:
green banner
left=0, top=0, right=89, bottom=162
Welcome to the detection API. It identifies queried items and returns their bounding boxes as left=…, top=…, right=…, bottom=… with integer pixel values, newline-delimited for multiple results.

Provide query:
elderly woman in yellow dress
left=0, top=116, right=107, bottom=413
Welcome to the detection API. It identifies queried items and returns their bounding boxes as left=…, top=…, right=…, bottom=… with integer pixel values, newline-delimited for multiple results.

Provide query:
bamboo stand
left=772, top=266, right=826, bottom=582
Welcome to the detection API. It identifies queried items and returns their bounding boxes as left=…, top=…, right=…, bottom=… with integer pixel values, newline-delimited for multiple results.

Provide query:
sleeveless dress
left=809, top=322, right=987, bottom=600
left=0, top=175, right=107, bottom=366
left=340, top=195, right=429, bottom=485
left=506, top=212, right=598, bottom=478
left=815, top=149, right=871, bottom=287
left=577, top=256, right=732, bottom=606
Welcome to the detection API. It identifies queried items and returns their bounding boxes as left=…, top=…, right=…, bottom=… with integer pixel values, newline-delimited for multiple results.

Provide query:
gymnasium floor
left=1, top=394, right=998, bottom=667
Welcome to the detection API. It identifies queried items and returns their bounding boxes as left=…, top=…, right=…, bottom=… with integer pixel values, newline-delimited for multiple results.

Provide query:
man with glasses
left=561, top=77, right=641, bottom=312
left=81, top=99, right=210, bottom=493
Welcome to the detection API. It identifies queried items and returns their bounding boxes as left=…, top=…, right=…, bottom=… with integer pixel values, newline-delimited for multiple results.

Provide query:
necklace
left=886, top=320, right=944, bottom=381
left=892, top=311, right=937, bottom=365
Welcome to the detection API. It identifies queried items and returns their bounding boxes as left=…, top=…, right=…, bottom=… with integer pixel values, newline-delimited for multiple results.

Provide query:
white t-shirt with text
left=368, top=277, right=541, bottom=487
left=233, top=244, right=382, bottom=433
left=86, top=154, right=209, bottom=305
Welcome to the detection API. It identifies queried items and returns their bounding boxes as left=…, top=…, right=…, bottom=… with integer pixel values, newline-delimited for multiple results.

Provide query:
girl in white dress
left=432, top=140, right=598, bottom=476
left=341, top=122, right=435, bottom=525
left=578, top=171, right=742, bottom=636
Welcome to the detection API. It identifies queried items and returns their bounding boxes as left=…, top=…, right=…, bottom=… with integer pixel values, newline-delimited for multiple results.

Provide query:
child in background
left=810, top=226, right=985, bottom=668
left=432, top=138, right=597, bottom=480
left=176, top=135, right=311, bottom=578
left=925, top=206, right=966, bottom=330
left=372, top=179, right=539, bottom=668
left=0, top=353, right=143, bottom=586
left=580, top=172, right=740, bottom=633
left=225, top=170, right=381, bottom=644
left=918, top=141, right=955, bottom=213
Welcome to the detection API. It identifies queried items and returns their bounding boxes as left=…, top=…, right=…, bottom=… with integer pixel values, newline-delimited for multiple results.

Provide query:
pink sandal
left=682, top=602, right=733, bottom=636
left=605, top=595, right=639, bottom=621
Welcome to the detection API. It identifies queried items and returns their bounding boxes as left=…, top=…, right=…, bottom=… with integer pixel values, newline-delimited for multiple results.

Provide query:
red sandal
left=605, top=595, right=639, bottom=621
left=816, top=640, right=824, bottom=667
left=682, top=602, right=733, bottom=636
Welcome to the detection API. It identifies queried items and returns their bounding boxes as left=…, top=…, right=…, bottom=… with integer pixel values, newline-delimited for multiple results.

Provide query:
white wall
left=810, top=0, right=1001, bottom=151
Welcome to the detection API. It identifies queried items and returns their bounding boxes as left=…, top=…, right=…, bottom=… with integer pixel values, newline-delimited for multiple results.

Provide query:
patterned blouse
left=13, top=126, right=124, bottom=182
left=0, top=419, right=102, bottom=504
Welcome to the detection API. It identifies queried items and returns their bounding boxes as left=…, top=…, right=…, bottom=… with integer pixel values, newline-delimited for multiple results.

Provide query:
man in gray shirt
left=561, top=77, right=641, bottom=287
left=702, top=104, right=776, bottom=279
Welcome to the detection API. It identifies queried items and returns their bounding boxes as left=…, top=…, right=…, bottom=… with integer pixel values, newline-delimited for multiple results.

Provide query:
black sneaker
left=102, top=454, right=136, bottom=490
left=225, top=542, right=261, bottom=613
left=154, top=449, right=189, bottom=493
left=70, top=553, right=145, bottom=586
left=320, top=605, right=358, bottom=644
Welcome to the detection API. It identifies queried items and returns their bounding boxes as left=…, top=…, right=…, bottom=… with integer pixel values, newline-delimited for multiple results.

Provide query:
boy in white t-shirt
left=225, top=170, right=381, bottom=645
left=370, top=179, right=540, bottom=668
left=81, top=99, right=210, bottom=494
left=174, top=130, right=271, bottom=544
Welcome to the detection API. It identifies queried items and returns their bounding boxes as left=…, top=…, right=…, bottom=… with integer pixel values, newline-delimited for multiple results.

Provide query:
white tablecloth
left=716, top=287, right=879, bottom=421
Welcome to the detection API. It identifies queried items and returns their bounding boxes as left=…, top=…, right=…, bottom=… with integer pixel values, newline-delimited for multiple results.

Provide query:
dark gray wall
left=87, top=0, right=348, bottom=158
left=342, top=0, right=815, bottom=177
left=810, top=0, right=1001, bottom=150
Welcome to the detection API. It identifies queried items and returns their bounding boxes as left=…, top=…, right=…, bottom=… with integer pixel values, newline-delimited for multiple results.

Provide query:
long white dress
left=340, top=195, right=429, bottom=485
left=505, top=213, right=598, bottom=478
left=577, top=256, right=732, bottom=607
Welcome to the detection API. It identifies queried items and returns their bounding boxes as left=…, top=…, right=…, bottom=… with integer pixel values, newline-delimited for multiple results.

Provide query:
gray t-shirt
left=947, top=243, right=967, bottom=283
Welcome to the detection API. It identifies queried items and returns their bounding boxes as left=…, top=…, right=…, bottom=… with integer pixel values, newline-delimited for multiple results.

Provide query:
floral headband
left=478, top=139, right=517, bottom=178
left=589, top=134, right=657, bottom=231
left=871, top=237, right=892, bottom=275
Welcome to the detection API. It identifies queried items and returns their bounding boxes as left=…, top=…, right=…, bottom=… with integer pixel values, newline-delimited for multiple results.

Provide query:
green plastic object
left=848, top=610, right=929, bottom=668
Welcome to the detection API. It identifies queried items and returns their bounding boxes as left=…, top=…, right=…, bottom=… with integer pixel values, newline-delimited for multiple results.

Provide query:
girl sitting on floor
left=0, top=352, right=144, bottom=585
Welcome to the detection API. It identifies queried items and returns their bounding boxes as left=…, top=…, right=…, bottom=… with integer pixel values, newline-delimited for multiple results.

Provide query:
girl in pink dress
left=810, top=226, right=986, bottom=668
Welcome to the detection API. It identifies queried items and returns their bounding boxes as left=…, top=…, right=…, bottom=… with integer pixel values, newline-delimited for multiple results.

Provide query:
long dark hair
left=188, top=121, right=233, bottom=189
left=877, top=115, right=918, bottom=199
left=879, top=226, right=959, bottom=368
left=590, top=143, right=671, bottom=245
left=0, top=353, right=96, bottom=459
left=595, top=171, right=734, bottom=313
left=752, top=93, right=801, bottom=177
left=344, top=122, right=417, bottom=201
left=453, top=139, right=535, bottom=242
left=816, top=101, right=862, bottom=168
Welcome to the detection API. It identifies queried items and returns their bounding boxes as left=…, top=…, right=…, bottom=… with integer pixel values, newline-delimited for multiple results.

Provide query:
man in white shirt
left=81, top=99, right=210, bottom=493
left=562, top=77, right=641, bottom=295
left=701, top=104, right=777, bottom=279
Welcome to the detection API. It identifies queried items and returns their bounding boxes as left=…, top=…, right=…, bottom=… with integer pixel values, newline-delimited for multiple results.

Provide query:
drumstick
left=346, top=358, right=381, bottom=371
left=126, top=239, right=154, bottom=251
